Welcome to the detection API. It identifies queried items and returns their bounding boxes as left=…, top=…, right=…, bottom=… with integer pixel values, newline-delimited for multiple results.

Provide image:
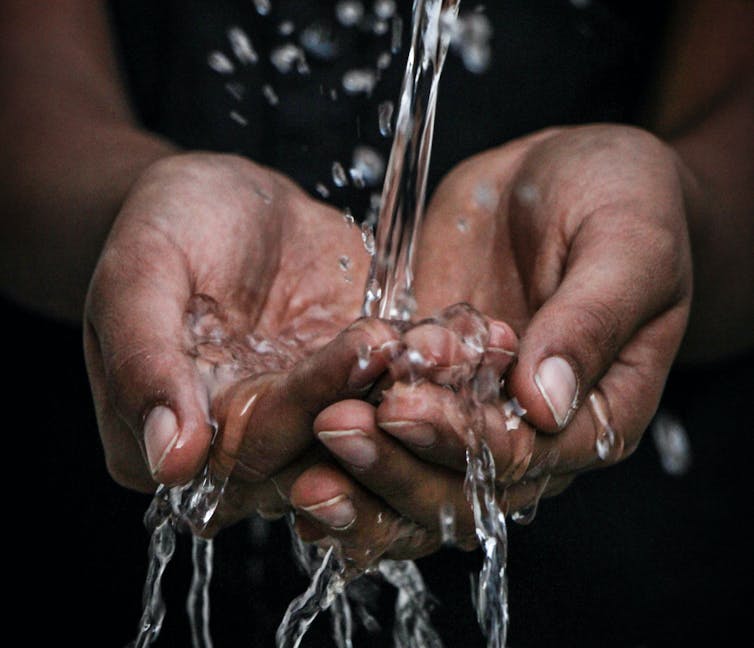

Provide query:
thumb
left=508, top=206, right=689, bottom=433
left=87, top=240, right=214, bottom=488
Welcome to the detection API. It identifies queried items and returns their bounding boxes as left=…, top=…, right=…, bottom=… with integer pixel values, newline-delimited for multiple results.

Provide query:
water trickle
left=187, top=536, right=214, bottom=648
left=588, top=390, right=616, bottom=461
left=332, top=161, right=349, bottom=187
left=378, top=100, right=395, bottom=137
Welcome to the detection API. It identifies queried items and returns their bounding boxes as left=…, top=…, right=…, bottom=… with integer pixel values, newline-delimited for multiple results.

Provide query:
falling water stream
left=128, top=2, right=588, bottom=647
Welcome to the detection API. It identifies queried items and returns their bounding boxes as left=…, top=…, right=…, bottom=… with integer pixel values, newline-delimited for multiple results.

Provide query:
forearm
left=650, top=0, right=754, bottom=362
left=672, top=76, right=754, bottom=362
left=0, top=1, right=176, bottom=322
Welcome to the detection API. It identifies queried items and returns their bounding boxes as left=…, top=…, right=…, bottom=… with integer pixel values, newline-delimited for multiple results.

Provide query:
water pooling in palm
left=130, top=2, right=523, bottom=647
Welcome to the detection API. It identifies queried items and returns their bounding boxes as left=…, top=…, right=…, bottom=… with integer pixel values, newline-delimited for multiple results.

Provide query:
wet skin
left=85, top=124, right=692, bottom=564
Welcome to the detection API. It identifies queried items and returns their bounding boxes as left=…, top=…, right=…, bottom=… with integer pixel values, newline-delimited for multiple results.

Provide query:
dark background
left=5, top=1, right=753, bottom=645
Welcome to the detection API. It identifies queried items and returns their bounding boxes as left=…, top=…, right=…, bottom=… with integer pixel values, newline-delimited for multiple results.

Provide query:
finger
left=86, top=242, right=214, bottom=488
left=288, top=462, right=440, bottom=567
left=212, top=318, right=401, bottom=483
left=508, top=196, right=690, bottom=432
left=204, top=445, right=329, bottom=535
left=84, top=321, right=154, bottom=492
left=525, top=308, right=688, bottom=475
left=313, top=399, right=482, bottom=550
left=376, top=381, right=537, bottom=484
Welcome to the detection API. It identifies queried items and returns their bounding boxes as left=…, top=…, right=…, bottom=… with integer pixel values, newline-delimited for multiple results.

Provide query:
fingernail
left=379, top=421, right=436, bottom=447
left=317, top=429, right=377, bottom=469
left=301, top=494, right=356, bottom=530
left=144, top=406, right=180, bottom=476
left=535, top=356, right=578, bottom=428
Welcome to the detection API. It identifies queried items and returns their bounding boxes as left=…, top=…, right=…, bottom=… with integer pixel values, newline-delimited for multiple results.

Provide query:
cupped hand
left=290, top=125, right=692, bottom=560
left=84, top=152, right=399, bottom=529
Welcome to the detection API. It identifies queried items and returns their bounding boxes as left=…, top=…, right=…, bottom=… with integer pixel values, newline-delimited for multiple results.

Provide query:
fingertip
left=509, top=353, right=580, bottom=434
left=145, top=390, right=215, bottom=486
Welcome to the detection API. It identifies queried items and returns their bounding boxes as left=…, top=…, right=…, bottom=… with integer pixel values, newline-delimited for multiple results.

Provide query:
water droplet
left=374, top=0, right=396, bottom=20
left=315, top=183, right=330, bottom=198
left=439, top=502, right=456, bottom=545
left=450, top=12, right=493, bottom=74
left=378, top=100, right=394, bottom=137
left=278, top=20, right=295, bottom=36
left=227, top=26, right=258, bottom=64
left=349, top=167, right=366, bottom=188
left=372, top=19, right=389, bottom=36
left=335, top=1, right=365, bottom=27
left=253, top=0, right=271, bottom=16
left=262, top=84, right=279, bottom=106
left=342, top=68, right=377, bottom=96
left=361, top=222, right=376, bottom=256
left=229, top=110, right=248, bottom=126
left=300, top=22, right=340, bottom=60
left=207, top=51, right=234, bottom=74
left=588, top=390, right=616, bottom=460
left=651, top=411, right=692, bottom=476
left=338, top=255, right=352, bottom=272
left=357, top=343, right=371, bottom=369
left=514, top=182, right=540, bottom=207
left=331, top=161, right=349, bottom=187
left=376, top=51, right=392, bottom=70
left=351, top=145, right=386, bottom=187
left=225, top=81, right=245, bottom=101
left=457, top=217, right=469, bottom=232
left=270, top=43, right=308, bottom=74
left=343, top=208, right=356, bottom=226
left=474, top=182, right=498, bottom=211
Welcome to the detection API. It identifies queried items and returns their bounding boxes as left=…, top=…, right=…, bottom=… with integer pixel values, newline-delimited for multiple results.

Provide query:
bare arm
left=652, top=0, right=754, bottom=362
left=0, top=1, right=175, bottom=322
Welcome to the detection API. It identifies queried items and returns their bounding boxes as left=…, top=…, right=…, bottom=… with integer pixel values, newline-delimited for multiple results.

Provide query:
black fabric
left=9, top=1, right=752, bottom=646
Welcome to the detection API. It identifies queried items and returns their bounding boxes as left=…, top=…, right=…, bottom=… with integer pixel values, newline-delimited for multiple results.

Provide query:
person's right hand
left=83, top=152, right=400, bottom=529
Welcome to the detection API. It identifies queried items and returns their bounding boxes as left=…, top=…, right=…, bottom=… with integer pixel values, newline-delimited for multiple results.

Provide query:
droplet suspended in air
left=253, top=0, right=271, bottom=16
left=278, top=20, right=295, bottom=36
left=331, top=161, right=349, bottom=187
left=351, top=145, right=386, bottom=187
left=342, top=68, right=377, bottom=96
left=227, top=26, right=259, bottom=64
left=270, top=43, right=308, bottom=74
left=262, top=84, right=279, bottom=106
left=207, top=51, right=235, bottom=74
left=300, top=22, right=340, bottom=60
left=335, top=0, right=365, bottom=27
left=374, top=0, right=397, bottom=20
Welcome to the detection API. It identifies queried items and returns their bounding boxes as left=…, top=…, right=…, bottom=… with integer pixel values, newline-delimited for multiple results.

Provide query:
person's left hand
left=286, top=125, right=693, bottom=563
